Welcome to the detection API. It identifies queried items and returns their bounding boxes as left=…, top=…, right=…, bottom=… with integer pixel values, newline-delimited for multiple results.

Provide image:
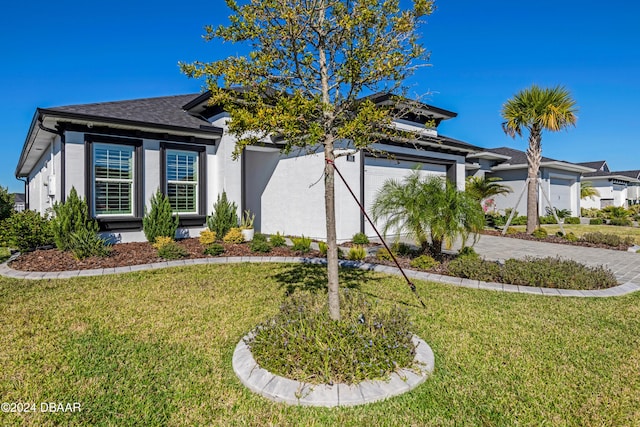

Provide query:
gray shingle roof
left=484, top=147, right=558, bottom=165
left=576, top=160, right=608, bottom=172
left=44, top=93, right=211, bottom=131
left=613, top=170, right=640, bottom=179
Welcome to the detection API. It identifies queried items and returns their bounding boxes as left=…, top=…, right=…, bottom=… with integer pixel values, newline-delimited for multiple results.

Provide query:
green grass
left=512, top=223, right=640, bottom=244
left=1, top=263, right=639, bottom=426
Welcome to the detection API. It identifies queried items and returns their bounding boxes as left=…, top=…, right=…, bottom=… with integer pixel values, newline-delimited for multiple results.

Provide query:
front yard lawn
left=1, top=263, right=639, bottom=426
left=511, top=223, right=640, bottom=245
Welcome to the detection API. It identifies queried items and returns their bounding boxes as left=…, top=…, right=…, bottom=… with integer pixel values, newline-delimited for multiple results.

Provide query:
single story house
left=576, top=161, right=640, bottom=209
left=11, top=193, right=26, bottom=212
left=616, top=170, right=640, bottom=206
left=15, top=92, right=480, bottom=243
left=466, top=147, right=595, bottom=217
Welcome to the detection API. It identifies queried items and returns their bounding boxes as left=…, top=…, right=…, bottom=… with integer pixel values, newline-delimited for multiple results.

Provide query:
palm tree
left=580, top=181, right=600, bottom=200
left=371, top=172, right=484, bottom=256
left=501, top=85, right=578, bottom=234
left=465, top=176, right=512, bottom=203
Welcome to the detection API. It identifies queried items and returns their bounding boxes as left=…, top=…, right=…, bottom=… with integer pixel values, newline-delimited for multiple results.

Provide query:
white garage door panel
left=363, top=159, right=446, bottom=236
left=550, top=178, right=572, bottom=212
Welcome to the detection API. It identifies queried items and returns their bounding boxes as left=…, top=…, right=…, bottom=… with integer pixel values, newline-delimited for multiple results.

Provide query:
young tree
left=465, top=176, right=512, bottom=202
left=181, top=0, right=434, bottom=320
left=580, top=181, right=600, bottom=200
left=0, top=186, right=15, bottom=221
left=501, top=85, right=578, bottom=234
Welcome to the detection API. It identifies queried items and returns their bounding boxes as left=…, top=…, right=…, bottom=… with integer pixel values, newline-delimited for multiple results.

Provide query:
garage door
left=363, top=157, right=446, bottom=237
left=549, top=178, right=573, bottom=213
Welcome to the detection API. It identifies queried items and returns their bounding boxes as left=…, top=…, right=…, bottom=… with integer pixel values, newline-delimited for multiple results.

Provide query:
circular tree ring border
left=232, top=333, right=435, bottom=407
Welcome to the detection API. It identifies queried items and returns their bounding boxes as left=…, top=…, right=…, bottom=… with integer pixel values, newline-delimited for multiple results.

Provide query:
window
left=166, top=150, right=198, bottom=213
left=93, top=144, right=134, bottom=215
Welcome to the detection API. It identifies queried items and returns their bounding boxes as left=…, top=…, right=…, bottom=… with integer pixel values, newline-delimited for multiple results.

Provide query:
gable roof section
left=16, top=94, right=224, bottom=177
left=614, top=170, right=640, bottom=180
left=576, top=160, right=608, bottom=172
left=483, top=147, right=595, bottom=173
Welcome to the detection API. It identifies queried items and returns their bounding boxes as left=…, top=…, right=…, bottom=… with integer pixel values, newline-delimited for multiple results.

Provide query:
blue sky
left=2, top=0, right=639, bottom=193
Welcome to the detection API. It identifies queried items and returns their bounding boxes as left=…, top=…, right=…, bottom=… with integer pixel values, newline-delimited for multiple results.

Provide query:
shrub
left=50, top=187, right=99, bottom=251
left=510, top=216, right=527, bottom=226
left=602, top=205, right=629, bottom=219
left=501, top=257, right=617, bottom=290
left=223, top=228, right=244, bottom=244
left=580, top=232, right=634, bottom=247
left=563, top=232, right=578, bottom=242
left=589, top=218, right=603, bottom=225
left=346, top=245, right=367, bottom=261
left=458, top=246, right=478, bottom=258
left=447, top=256, right=502, bottom=282
left=68, top=228, right=111, bottom=260
left=318, top=241, right=344, bottom=258
left=410, top=255, right=439, bottom=270
left=610, top=218, right=632, bottom=227
left=352, top=232, right=369, bottom=245
left=269, top=232, right=286, bottom=247
left=204, top=243, right=225, bottom=256
left=539, top=215, right=557, bottom=225
left=0, top=210, right=54, bottom=252
left=247, top=289, right=415, bottom=385
left=505, top=227, right=519, bottom=235
left=390, top=241, right=413, bottom=256
left=0, top=186, right=14, bottom=221
left=581, top=207, right=603, bottom=218
left=376, top=247, right=394, bottom=261
left=532, top=228, right=548, bottom=239
left=291, top=235, right=311, bottom=253
left=545, top=207, right=571, bottom=219
left=250, top=233, right=272, bottom=253
left=153, top=237, right=187, bottom=260
left=199, top=230, right=217, bottom=246
left=207, top=192, right=238, bottom=239
left=143, top=190, right=178, bottom=243
left=565, top=216, right=581, bottom=224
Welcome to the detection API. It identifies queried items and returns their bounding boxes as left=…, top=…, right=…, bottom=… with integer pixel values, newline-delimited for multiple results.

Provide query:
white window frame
left=166, top=149, right=199, bottom=214
left=93, top=143, right=135, bottom=216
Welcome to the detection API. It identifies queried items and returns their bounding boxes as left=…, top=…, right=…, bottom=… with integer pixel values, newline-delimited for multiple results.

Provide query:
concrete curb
left=1, top=255, right=639, bottom=298
left=232, top=333, right=435, bottom=407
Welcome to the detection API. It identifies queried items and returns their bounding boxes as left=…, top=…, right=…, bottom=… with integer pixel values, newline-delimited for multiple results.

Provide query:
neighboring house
left=615, top=170, right=640, bottom=206
left=466, top=147, right=595, bottom=217
left=15, top=92, right=479, bottom=243
left=576, top=161, right=639, bottom=209
left=12, top=193, right=26, bottom=212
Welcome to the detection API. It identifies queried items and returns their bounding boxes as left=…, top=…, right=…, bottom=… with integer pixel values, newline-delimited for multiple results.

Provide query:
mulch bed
left=481, top=229, right=633, bottom=251
left=9, top=239, right=320, bottom=272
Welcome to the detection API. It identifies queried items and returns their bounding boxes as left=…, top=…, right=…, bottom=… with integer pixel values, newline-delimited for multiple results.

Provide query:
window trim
left=160, top=142, right=207, bottom=220
left=85, top=135, right=143, bottom=228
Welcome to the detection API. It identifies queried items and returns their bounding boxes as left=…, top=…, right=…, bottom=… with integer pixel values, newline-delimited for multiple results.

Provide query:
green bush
left=247, top=289, right=415, bottom=385
left=204, top=243, right=225, bottom=256
left=223, top=228, right=244, bottom=244
left=352, top=232, right=369, bottom=245
left=143, top=190, right=179, bottom=243
left=318, top=241, right=344, bottom=259
left=51, top=187, right=99, bottom=251
left=447, top=256, right=502, bottom=282
left=563, top=232, right=578, bottom=242
left=532, top=228, right=548, bottom=239
left=158, top=241, right=189, bottom=259
left=376, top=247, right=394, bottom=261
left=250, top=233, right=272, bottom=253
left=0, top=186, right=15, bottom=221
left=68, top=228, right=111, bottom=260
left=565, top=217, right=581, bottom=224
left=581, top=207, right=603, bottom=218
left=346, top=245, right=367, bottom=261
left=602, top=206, right=629, bottom=219
left=269, top=232, right=286, bottom=247
left=501, top=257, right=617, bottom=289
left=589, top=218, right=604, bottom=225
left=0, top=210, right=54, bottom=252
left=410, top=255, right=439, bottom=270
left=539, top=215, right=557, bottom=225
left=390, top=241, right=413, bottom=256
left=199, top=230, right=217, bottom=246
left=458, top=246, right=478, bottom=258
left=610, top=218, right=632, bottom=227
left=207, top=192, right=238, bottom=240
left=510, top=216, right=527, bottom=226
left=291, top=236, right=311, bottom=253
left=580, top=232, right=634, bottom=247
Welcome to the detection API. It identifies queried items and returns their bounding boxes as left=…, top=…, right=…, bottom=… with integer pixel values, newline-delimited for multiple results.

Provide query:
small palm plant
left=580, top=181, right=600, bottom=200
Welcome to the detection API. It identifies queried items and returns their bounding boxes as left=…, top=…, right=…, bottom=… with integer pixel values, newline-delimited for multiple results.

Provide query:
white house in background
left=466, top=147, right=595, bottom=217
left=15, top=92, right=479, bottom=243
left=616, top=170, right=640, bottom=206
left=576, top=161, right=640, bottom=209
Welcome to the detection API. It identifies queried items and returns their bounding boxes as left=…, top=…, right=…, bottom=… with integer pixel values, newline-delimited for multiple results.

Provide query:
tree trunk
left=526, top=128, right=542, bottom=234
left=324, top=144, right=340, bottom=320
